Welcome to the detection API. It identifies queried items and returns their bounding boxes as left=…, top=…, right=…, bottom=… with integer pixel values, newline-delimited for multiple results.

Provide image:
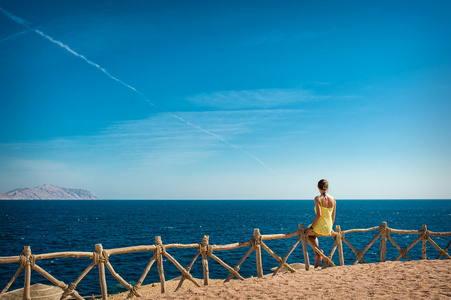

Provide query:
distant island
left=0, top=184, right=100, bottom=200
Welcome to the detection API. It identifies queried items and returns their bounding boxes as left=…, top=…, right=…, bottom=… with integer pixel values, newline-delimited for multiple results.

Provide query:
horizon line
left=1, top=198, right=450, bottom=201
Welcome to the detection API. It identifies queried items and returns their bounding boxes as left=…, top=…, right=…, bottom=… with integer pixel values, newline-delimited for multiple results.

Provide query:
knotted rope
left=93, top=250, right=109, bottom=265
left=19, top=254, right=35, bottom=269
left=127, top=285, right=141, bottom=298
left=61, top=282, right=76, bottom=298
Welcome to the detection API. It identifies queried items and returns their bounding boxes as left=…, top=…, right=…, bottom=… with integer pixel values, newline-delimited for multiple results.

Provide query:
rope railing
left=0, top=221, right=450, bottom=300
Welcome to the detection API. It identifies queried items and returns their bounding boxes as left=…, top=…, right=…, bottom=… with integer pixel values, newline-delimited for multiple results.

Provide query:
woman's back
left=312, top=193, right=336, bottom=236
left=318, top=193, right=335, bottom=208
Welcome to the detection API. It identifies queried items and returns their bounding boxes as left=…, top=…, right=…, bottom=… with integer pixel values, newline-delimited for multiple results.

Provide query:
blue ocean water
left=0, top=200, right=450, bottom=296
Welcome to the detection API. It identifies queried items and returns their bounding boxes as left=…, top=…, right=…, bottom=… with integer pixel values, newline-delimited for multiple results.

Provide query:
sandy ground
left=107, top=260, right=451, bottom=300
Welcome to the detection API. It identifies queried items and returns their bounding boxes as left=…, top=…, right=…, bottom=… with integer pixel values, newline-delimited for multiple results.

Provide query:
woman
left=305, top=179, right=337, bottom=268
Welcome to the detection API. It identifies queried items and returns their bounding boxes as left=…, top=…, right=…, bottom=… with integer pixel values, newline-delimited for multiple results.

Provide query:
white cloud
left=0, top=103, right=319, bottom=198
left=187, top=88, right=323, bottom=110
left=1, top=107, right=309, bottom=175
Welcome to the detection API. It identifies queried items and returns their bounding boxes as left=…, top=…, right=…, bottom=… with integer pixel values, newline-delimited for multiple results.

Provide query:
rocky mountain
left=0, top=193, right=12, bottom=200
left=1, top=184, right=100, bottom=200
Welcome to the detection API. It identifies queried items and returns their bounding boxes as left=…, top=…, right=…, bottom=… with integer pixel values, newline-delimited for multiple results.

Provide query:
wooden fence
left=0, top=222, right=450, bottom=300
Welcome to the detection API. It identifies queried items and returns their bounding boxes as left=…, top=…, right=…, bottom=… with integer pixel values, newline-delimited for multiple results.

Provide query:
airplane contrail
left=0, top=7, right=280, bottom=177
left=0, top=28, right=35, bottom=43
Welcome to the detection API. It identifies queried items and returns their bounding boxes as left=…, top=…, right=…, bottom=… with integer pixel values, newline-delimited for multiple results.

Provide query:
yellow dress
left=310, top=204, right=334, bottom=236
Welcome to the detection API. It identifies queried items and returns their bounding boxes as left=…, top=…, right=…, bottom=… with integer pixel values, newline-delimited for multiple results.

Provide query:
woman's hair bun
left=318, top=179, right=328, bottom=191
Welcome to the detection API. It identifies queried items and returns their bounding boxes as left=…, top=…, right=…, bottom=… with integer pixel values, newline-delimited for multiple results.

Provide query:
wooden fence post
left=380, top=222, right=387, bottom=262
left=299, top=224, right=310, bottom=271
left=253, top=229, right=263, bottom=278
left=299, top=224, right=310, bottom=270
left=336, top=225, right=344, bottom=266
left=155, top=236, right=166, bottom=293
left=95, top=244, right=108, bottom=300
left=200, top=235, right=210, bottom=286
left=422, top=224, right=428, bottom=260
left=21, top=246, right=32, bottom=300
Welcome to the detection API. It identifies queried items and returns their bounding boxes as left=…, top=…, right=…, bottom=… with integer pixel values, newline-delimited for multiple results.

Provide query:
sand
left=107, top=260, right=451, bottom=300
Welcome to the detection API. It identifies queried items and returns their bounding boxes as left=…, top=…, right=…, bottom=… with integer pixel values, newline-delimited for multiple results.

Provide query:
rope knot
left=207, top=245, right=213, bottom=258
left=129, top=285, right=140, bottom=297
left=19, top=255, right=27, bottom=268
left=92, top=252, right=99, bottom=264
left=93, top=244, right=108, bottom=264
left=19, top=254, right=35, bottom=269
left=200, top=235, right=211, bottom=257
left=62, top=283, right=76, bottom=297
left=253, top=229, right=262, bottom=246
left=421, top=225, right=428, bottom=240
left=154, top=236, right=165, bottom=254
left=93, top=251, right=108, bottom=264
left=421, top=224, right=429, bottom=240
left=68, top=283, right=76, bottom=291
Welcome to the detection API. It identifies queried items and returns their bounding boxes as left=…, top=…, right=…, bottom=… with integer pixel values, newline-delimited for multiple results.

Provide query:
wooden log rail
left=0, top=222, right=450, bottom=300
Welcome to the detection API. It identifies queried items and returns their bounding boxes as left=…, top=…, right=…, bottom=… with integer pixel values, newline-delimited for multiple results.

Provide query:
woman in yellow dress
left=305, top=179, right=337, bottom=268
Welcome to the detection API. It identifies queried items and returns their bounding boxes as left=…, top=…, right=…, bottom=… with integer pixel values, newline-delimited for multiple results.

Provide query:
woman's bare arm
left=332, top=198, right=336, bottom=223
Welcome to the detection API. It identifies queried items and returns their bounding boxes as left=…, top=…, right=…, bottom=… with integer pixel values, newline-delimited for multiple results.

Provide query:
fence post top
left=95, top=244, right=103, bottom=252
left=382, top=222, right=387, bottom=226
left=253, top=228, right=262, bottom=247
left=155, top=236, right=162, bottom=245
left=23, top=246, right=31, bottom=256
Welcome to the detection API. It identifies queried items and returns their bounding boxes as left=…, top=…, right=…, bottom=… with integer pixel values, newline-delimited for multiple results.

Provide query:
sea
left=1, top=200, right=450, bottom=296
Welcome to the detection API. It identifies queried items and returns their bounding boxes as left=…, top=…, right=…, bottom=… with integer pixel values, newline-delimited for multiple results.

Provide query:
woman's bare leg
left=308, top=236, right=322, bottom=268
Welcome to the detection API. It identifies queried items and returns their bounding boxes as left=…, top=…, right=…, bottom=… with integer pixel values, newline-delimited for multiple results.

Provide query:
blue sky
left=0, top=0, right=450, bottom=199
